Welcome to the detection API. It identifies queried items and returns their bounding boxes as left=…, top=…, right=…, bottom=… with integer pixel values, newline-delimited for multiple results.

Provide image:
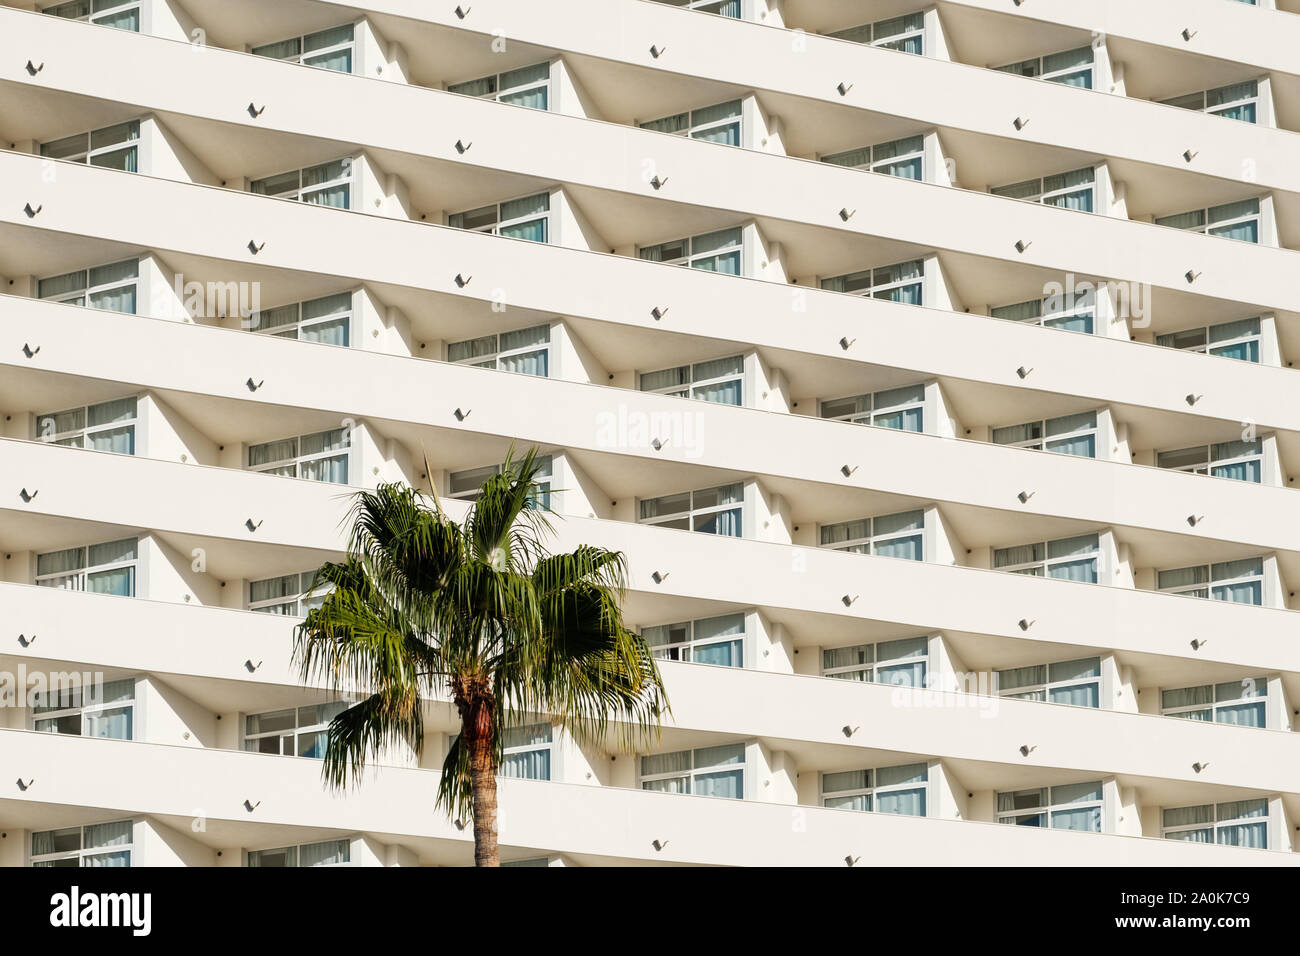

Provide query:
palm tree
left=293, top=448, right=669, bottom=866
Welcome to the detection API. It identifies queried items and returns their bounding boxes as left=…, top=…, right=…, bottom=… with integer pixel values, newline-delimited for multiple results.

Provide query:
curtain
left=1049, top=682, right=1100, bottom=708
left=500, top=216, right=548, bottom=242
left=38, top=269, right=87, bottom=301
left=694, top=769, right=743, bottom=799
left=248, top=437, right=297, bottom=468
left=500, top=193, right=550, bottom=223
left=1044, top=312, right=1094, bottom=333
left=641, top=749, right=690, bottom=783
left=994, top=542, right=1044, bottom=569
left=824, top=794, right=871, bottom=811
left=85, top=706, right=132, bottom=740
left=86, top=567, right=133, bottom=596
left=998, top=664, right=1045, bottom=694
left=1207, top=199, right=1260, bottom=243
left=694, top=379, right=742, bottom=404
left=502, top=748, right=552, bottom=780
left=304, top=50, right=352, bottom=72
left=300, top=454, right=349, bottom=484
left=300, top=840, right=350, bottom=867
left=877, top=660, right=926, bottom=686
left=823, top=644, right=871, bottom=673
left=301, top=317, right=349, bottom=346
left=88, top=538, right=136, bottom=566
left=1208, top=219, right=1258, bottom=242
left=1044, top=167, right=1096, bottom=212
left=1045, top=432, right=1096, bottom=457
left=822, top=147, right=870, bottom=170
left=1211, top=581, right=1262, bottom=605
left=85, top=820, right=132, bottom=849
left=991, top=299, right=1041, bottom=323
left=692, top=640, right=741, bottom=667
left=878, top=787, right=926, bottom=816
left=448, top=333, right=497, bottom=364
left=1155, top=209, right=1205, bottom=231
left=1162, top=684, right=1213, bottom=711
left=1209, top=340, right=1260, bottom=362
left=448, top=75, right=495, bottom=97
left=1211, top=458, right=1260, bottom=482
left=697, top=507, right=742, bottom=537
left=640, top=112, right=690, bottom=135
left=499, top=348, right=548, bottom=377
left=251, top=37, right=302, bottom=61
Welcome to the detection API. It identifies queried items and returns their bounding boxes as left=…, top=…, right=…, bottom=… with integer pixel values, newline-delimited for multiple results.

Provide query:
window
left=991, top=288, right=1094, bottom=334
left=33, top=677, right=134, bottom=739
left=992, top=410, right=1097, bottom=458
left=251, top=24, right=355, bottom=73
left=244, top=702, right=348, bottom=758
left=1157, top=440, right=1262, bottom=483
left=821, top=135, right=924, bottom=180
left=643, top=612, right=745, bottom=668
left=819, top=510, right=924, bottom=560
left=250, top=158, right=352, bottom=209
left=1162, top=799, right=1268, bottom=848
left=1161, top=80, right=1258, bottom=123
left=827, top=12, right=924, bottom=55
left=31, top=821, right=132, bottom=867
left=654, top=0, right=741, bottom=16
left=640, top=100, right=742, bottom=146
left=820, top=384, right=924, bottom=432
left=42, top=0, right=140, bottom=30
left=449, top=456, right=552, bottom=508
left=992, top=166, right=1095, bottom=213
left=1155, top=198, right=1260, bottom=243
left=502, top=723, right=553, bottom=780
left=247, top=428, right=350, bottom=484
left=1157, top=558, right=1263, bottom=605
left=35, top=396, right=137, bottom=454
left=640, top=354, right=743, bottom=405
left=251, top=292, right=352, bottom=346
left=1156, top=317, right=1260, bottom=362
left=997, top=657, right=1101, bottom=707
left=1162, top=678, right=1267, bottom=728
left=248, top=839, right=350, bottom=867
left=41, top=120, right=139, bottom=171
left=821, top=636, right=928, bottom=686
left=641, top=743, right=744, bottom=798
left=36, top=538, right=137, bottom=596
left=448, top=324, right=550, bottom=377
left=995, top=46, right=1094, bottom=89
left=639, top=483, right=744, bottom=537
left=449, top=62, right=550, bottom=110
left=994, top=533, right=1099, bottom=583
left=38, top=258, right=138, bottom=314
left=449, top=192, right=550, bottom=242
left=249, top=570, right=331, bottom=616
left=997, top=782, right=1102, bottom=831
left=820, top=259, right=924, bottom=305
left=638, top=227, right=742, bottom=274
left=822, top=763, right=927, bottom=815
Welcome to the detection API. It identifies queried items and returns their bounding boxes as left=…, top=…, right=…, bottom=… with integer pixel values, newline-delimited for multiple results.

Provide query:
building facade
left=1, top=0, right=1299, bottom=866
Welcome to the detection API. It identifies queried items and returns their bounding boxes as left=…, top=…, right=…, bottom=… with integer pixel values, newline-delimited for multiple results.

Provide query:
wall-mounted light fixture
left=23, top=202, right=42, bottom=218
left=246, top=377, right=264, bottom=391
left=842, top=594, right=859, bottom=607
left=651, top=306, right=669, bottom=320
left=839, top=336, right=856, bottom=351
left=455, top=139, right=472, bottom=154
left=650, top=175, right=669, bottom=190
left=1013, top=116, right=1029, bottom=131
left=454, top=407, right=471, bottom=421
left=18, top=634, right=35, bottom=648
left=651, top=570, right=669, bottom=584
left=21, top=343, right=40, bottom=358
left=1014, top=239, right=1032, bottom=253
left=650, top=44, right=667, bottom=59
left=1019, top=744, right=1037, bottom=757
left=1018, top=618, right=1035, bottom=631
left=245, top=518, right=263, bottom=532
left=248, top=239, right=265, bottom=255
left=838, top=207, right=856, bottom=222
left=247, top=102, right=266, bottom=118
left=19, top=488, right=38, bottom=503
left=836, top=82, right=853, bottom=96
left=1017, top=490, right=1036, bottom=503
left=840, top=464, right=858, bottom=478
left=25, top=60, right=44, bottom=75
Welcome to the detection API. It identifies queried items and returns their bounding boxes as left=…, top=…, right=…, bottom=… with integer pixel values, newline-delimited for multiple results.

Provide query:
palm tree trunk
left=459, top=687, right=499, bottom=867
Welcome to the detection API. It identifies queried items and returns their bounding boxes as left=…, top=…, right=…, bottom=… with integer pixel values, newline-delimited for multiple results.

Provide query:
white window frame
left=447, top=61, right=551, bottom=109
left=250, top=291, right=353, bottom=344
left=991, top=166, right=1096, bottom=211
left=820, top=135, right=925, bottom=179
left=639, top=353, right=743, bottom=404
left=1156, top=440, right=1263, bottom=482
left=637, top=482, right=745, bottom=537
left=992, top=410, right=1098, bottom=457
left=637, top=227, right=743, bottom=272
left=1161, top=80, right=1258, bottom=122
left=1157, top=558, right=1264, bottom=605
left=41, top=0, right=140, bottom=29
left=247, top=838, right=352, bottom=867
left=991, top=288, right=1096, bottom=333
left=448, top=456, right=553, bottom=507
left=448, top=191, right=551, bottom=241
left=639, top=743, right=746, bottom=798
left=40, top=119, right=140, bottom=168
left=996, top=657, right=1101, bottom=707
left=38, top=258, right=139, bottom=311
left=1155, top=198, right=1261, bottom=242
left=243, top=701, right=348, bottom=757
left=31, top=677, right=135, bottom=740
left=653, top=0, right=742, bottom=16
left=642, top=612, right=746, bottom=667
left=819, top=384, right=924, bottom=432
left=1161, top=677, right=1268, bottom=726
left=35, top=395, right=138, bottom=454
left=993, top=533, right=1100, bottom=582
left=501, top=723, right=554, bottom=780
left=1161, top=799, right=1269, bottom=848
left=247, top=427, right=351, bottom=484
left=820, top=259, right=925, bottom=303
left=818, top=510, right=925, bottom=559
left=248, top=570, right=332, bottom=616
left=250, top=158, right=353, bottom=207
left=820, top=762, right=928, bottom=815
left=820, top=636, right=929, bottom=685
left=1156, top=318, right=1261, bottom=361
left=447, top=323, right=551, bottom=376
left=35, top=538, right=138, bottom=595
left=30, top=820, right=133, bottom=868
left=251, top=23, right=356, bottom=72
left=994, top=46, right=1094, bottom=88
left=826, top=12, right=925, bottom=54
left=639, top=99, right=742, bottom=143
left=997, top=782, right=1103, bottom=831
